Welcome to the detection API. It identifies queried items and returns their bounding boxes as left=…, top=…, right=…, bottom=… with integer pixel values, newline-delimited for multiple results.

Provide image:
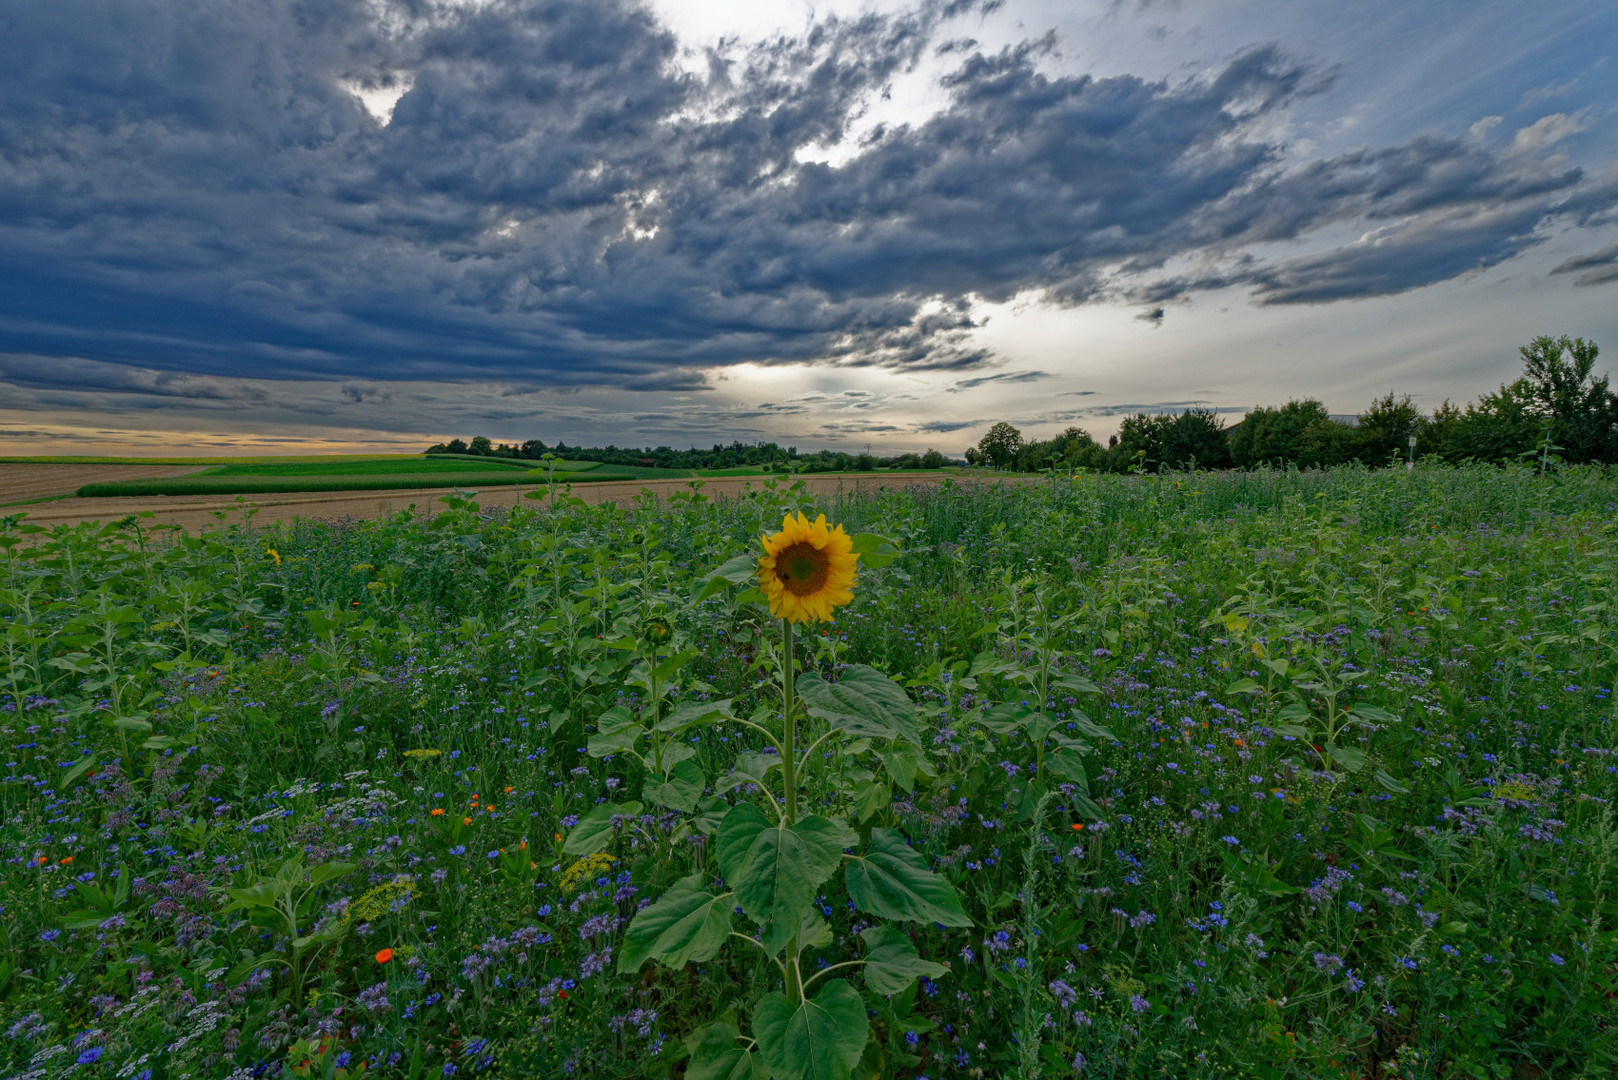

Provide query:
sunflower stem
left=780, top=616, right=797, bottom=826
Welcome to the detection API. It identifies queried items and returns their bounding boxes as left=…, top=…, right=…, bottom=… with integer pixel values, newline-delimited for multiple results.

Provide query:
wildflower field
left=2, top=466, right=1616, bottom=1080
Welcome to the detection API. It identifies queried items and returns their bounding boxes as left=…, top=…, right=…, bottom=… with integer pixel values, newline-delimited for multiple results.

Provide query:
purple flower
left=77, top=1047, right=104, bottom=1065
left=1129, top=993, right=1149, bottom=1014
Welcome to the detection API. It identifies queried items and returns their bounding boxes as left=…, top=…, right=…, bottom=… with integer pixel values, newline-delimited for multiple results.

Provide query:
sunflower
left=757, top=511, right=858, bottom=623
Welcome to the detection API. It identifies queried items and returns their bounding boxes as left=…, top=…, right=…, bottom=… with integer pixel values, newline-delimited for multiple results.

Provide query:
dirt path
left=11, top=473, right=1017, bottom=531
left=0, top=463, right=206, bottom=503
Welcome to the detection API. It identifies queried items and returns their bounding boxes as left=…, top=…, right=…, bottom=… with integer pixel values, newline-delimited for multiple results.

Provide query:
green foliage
left=977, top=422, right=1024, bottom=469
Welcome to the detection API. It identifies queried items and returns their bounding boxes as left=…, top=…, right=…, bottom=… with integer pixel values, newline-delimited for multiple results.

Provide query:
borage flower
left=757, top=512, right=858, bottom=624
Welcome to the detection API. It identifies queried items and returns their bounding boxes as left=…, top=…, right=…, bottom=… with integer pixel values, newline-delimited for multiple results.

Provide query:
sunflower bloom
left=757, top=512, right=858, bottom=624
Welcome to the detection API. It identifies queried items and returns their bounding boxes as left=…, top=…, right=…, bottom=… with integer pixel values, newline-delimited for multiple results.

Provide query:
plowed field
left=0, top=463, right=204, bottom=503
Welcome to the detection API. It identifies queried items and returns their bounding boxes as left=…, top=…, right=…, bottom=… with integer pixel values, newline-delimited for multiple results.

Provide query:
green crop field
left=3, top=466, right=1616, bottom=1079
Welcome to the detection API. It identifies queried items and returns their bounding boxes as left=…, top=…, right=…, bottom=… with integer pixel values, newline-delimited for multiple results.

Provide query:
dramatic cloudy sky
left=2, top=0, right=1615, bottom=455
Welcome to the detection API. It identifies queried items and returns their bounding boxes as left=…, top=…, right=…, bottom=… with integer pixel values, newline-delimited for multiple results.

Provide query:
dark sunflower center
left=775, top=540, right=831, bottom=596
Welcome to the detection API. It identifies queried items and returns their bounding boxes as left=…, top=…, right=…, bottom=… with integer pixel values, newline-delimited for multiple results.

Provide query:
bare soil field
left=10, top=473, right=1013, bottom=531
left=0, top=463, right=205, bottom=503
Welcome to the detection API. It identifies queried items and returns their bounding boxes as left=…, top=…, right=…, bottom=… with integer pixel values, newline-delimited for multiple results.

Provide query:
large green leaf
left=848, top=533, right=901, bottom=570
left=686, top=1016, right=763, bottom=1080
left=754, top=981, right=869, bottom=1080
left=1045, top=750, right=1089, bottom=788
left=715, top=803, right=844, bottom=953
left=588, top=724, right=643, bottom=758
left=562, top=801, right=644, bottom=856
left=859, top=925, right=947, bottom=996
left=844, top=829, right=971, bottom=927
left=656, top=698, right=735, bottom=733
left=619, top=873, right=733, bottom=973
left=693, top=554, right=760, bottom=604
left=645, top=759, right=705, bottom=813
left=798, top=665, right=920, bottom=746
left=718, top=751, right=782, bottom=795
left=1328, top=742, right=1366, bottom=772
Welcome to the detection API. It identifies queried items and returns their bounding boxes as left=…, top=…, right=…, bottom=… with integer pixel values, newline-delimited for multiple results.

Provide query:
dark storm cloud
left=0, top=0, right=1612, bottom=394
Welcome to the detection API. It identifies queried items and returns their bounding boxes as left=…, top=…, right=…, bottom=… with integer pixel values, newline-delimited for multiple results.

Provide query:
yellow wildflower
left=560, top=853, right=618, bottom=894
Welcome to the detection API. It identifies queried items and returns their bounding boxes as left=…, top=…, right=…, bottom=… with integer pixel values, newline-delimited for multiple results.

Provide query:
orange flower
left=471, top=794, right=479, bottom=802
left=554, top=832, right=562, bottom=842
left=430, top=808, right=445, bottom=816
left=1071, top=823, right=1084, bottom=831
left=375, top=948, right=393, bottom=964
left=60, top=856, right=73, bottom=865
left=462, top=817, right=472, bottom=826
left=34, top=855, right=47, bottom=865
left=503, top=786, right=514, bottom=793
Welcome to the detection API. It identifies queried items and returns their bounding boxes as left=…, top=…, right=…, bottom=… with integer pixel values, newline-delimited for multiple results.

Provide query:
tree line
left=967, top=335, right=1617, bottom=472
left=424, top=436, right=953, bottom=473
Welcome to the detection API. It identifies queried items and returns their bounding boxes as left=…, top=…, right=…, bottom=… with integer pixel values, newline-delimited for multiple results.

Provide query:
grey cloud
left=0, top=0, right=1612, bottom=401
left=912, top=417, right=988, bottom=432
left=947, top=370, right=1050, bottom=392
left=1551, top=243, right=1618, bottom=286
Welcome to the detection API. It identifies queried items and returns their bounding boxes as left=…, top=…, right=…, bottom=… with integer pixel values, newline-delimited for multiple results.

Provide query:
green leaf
left=656, top=698, right=735, bottom=733
left=562, top=802, right=643, bottom=856
left=596, top=705, right=638, bottom=733
left=693, top=554, right=759, bottom=603
left=878, top=746, right=919, bottom=792
left=1045, top=750, right=1088, bottom=788
left=587, top=723, right=644, bottom=758
left=685, top=1017, right=762, bottom=1080
left=849, top=533, right=902, bottom=570
left=718, top=751, right=782, bottom=795
left=308, top=861, right=358, bottom=887
left=715, top=803, right=844, bottom=953
left=797, top=909, right=834, bottom=952
left=978, top=702, right=1031, bottom=735
left=1053, top=674, right=1100, bottom=696
left=58, top=754, right=99, bottom=791
left=799, top=665, right=921, bottom=746
left=619, top=873, right=733, bottom=973
left=1224, top=678, right=1261, bottom=695
left=1328, top=743, right=1366, bottom=772
left=1373, top=768, right=1410, bottom=794
left=852, top=779, right=891, bottom=823
left=754, top=981, right=870, bottom=1080
left=1348, top=702, right=1399, bottom=725
left=1275, top=702, right=1311, bottom=722
left=645, top=759, right=705, bottom=814
left=1066, top=711, right=1115, bottom=742
left=844, top=828, right=972, bottom=927
left=859, top=926, right=947, bottom=996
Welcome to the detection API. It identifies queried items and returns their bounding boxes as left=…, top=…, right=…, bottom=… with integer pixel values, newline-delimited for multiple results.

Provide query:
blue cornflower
left=1549, top=953, right=1566, bottom=966
left=1221, top=836, right=1240, bottom=846
left=77, top=1047, right=104, bottom=1065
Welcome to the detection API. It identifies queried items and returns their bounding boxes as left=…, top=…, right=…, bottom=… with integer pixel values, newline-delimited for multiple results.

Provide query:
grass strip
left=74, top=472, right=634, bottom=498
